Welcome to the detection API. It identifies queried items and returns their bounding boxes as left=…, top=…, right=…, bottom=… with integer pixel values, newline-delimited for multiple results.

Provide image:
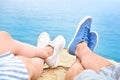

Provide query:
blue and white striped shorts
left=0, top=51, right=29, bottom=80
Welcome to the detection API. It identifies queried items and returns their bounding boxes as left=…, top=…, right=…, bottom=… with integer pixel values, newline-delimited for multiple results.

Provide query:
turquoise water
left=0, top=0, right=120, bottom=61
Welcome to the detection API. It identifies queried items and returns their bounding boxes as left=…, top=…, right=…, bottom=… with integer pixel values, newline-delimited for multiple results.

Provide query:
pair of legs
left=65, top=16, right=112, bottom=80
left=0, top=31, right=65, bottom=80
left=66, top=42, right=112, bottom=80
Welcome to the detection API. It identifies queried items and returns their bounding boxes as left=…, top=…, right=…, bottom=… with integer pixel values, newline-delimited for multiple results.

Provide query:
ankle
left=78, top=42, right=87, bottom=47
left=75, top=42, right=88, bottom=56
left=76, top=42, right=87, bottom=51
left=45, top=46, right=54, bottom=57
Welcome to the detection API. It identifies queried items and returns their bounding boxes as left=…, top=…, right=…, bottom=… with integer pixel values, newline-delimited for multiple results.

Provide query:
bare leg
left=0, top=31, right=53, bottom=59
left=76, top=42, right=112, bottom=71
left=0, top=31, right=55, bottom=80
left=65, top=58, right=84, bottom=80
left=16, top=56, right=44, bottom=80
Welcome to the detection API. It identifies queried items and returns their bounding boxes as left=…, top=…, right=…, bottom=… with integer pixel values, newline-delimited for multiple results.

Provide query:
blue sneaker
left=89, top=31, right=98, bottom=51
left=68, top=16, right=92, bottom=55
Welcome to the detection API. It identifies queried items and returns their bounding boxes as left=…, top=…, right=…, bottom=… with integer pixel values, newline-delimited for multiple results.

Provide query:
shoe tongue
left=48, top=41, right=54, bottom=48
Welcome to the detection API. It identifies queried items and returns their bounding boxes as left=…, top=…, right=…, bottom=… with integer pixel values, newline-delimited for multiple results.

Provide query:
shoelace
left=82, top=25, right=89, bottom=42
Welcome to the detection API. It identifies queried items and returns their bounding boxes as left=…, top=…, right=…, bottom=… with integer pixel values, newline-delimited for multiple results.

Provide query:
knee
left=65, top=69, right=73, bottom=80
left=0, top=31, right=9, bottom=35
left=65, top=71, right=70, bottom=80
left=0, top=31, right=11, bottom=38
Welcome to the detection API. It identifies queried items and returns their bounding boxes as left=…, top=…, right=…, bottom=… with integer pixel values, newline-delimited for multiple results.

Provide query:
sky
left=1, top=0, right=120, bottom=14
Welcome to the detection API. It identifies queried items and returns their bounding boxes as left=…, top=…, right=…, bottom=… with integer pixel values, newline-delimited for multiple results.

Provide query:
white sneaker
left=45, top=35, right=66, bottom=68
left=37, top=32, right=50, bottom=48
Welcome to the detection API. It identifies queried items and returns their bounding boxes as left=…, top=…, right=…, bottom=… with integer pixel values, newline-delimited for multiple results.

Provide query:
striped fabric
left=0, top=51, right=29, bottom=80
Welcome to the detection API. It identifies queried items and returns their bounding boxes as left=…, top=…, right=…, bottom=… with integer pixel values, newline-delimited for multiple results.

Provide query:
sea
left=0, top=0, right=120, bottom=61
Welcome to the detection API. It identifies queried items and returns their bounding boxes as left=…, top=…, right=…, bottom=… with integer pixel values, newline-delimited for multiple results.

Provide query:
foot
left=88, top=31, right=98, bottom=51
left=37, top=32, right=50, bottom=48
left=68, top=16, right=92, bottom=55
left=45, top=35, right=66, bottom=68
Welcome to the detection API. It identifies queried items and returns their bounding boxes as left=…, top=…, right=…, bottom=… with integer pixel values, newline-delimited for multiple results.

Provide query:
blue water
left=0, top=0, right=120, bottom=61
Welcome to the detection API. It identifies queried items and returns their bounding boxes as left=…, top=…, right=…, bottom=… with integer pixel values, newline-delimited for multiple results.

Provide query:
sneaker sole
left=68, top=16, right=92, bottom=50
left=91, top=31, right=98, bottom=50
